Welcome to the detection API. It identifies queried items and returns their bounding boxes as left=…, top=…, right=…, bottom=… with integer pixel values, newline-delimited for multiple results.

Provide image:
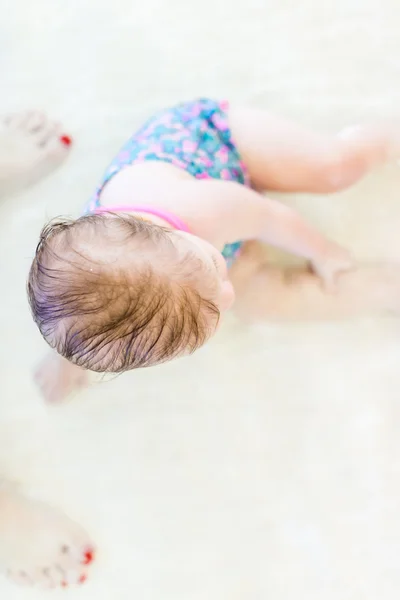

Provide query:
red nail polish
left=60, top=134, right=72, bottom=147
left=82, top=549, right=94, bottom=565
left=78, top=574, right=87, bottom=584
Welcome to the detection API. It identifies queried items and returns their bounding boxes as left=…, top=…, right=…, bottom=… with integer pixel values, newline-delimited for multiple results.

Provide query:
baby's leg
left=0, top=111, right=71, bottom=198
left=0, top=481, right=94, bottom=589
left=228, top=106, right=397, bottom=193
left=230, top=242, right=400, bottom=321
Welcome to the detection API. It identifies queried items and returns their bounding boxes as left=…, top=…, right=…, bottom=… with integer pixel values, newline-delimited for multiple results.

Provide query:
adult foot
left=0, top=110, right=72, bottom=197
left=0, top=484, right=95, bottom=589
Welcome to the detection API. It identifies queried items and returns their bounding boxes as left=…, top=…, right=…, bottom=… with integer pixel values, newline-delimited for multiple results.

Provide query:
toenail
left=82, top=548, right=94, bottom=565
left=59, top=134, right=72, bottom=147
left=61, top=581, right=68, bottom=588
left=78, top=574, right=87, bottom=584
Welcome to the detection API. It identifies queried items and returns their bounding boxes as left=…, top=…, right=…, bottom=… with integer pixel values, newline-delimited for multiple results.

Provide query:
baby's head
left=27, top=213, right=235, bottom=372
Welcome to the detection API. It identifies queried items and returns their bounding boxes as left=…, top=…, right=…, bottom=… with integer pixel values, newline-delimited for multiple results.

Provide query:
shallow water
left=1, top=0, right=400, bottom=598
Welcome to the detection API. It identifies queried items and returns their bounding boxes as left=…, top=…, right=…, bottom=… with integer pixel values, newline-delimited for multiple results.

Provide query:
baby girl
left=28, top=98, right=400, bottom=401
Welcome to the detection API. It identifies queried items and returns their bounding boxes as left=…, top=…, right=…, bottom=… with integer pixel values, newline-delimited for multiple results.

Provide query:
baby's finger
left=322, top=272, right=337, bottom=294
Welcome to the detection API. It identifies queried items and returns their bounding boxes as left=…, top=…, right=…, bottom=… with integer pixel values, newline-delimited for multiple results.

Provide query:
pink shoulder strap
left=94, top=204, right=191, bottom=233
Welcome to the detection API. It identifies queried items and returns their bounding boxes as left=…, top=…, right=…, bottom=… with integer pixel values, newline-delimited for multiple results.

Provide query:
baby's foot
left=366, top=262, right=400, bottom=315
left=0, top=111, right=71, bottom=197
left=0, top=484, right=95, bottom=589
left=35, top=352, right=88, bottom=403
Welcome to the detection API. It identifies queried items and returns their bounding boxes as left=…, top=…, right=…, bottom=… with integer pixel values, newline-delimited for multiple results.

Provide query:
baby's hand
left=310, top=243, right=355, bottom=292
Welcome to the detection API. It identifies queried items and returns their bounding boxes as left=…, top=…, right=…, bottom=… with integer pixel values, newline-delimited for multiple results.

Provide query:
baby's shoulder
left=100, top=161, right=189, bottom=205
left=101, top=162, right=232, bottom=242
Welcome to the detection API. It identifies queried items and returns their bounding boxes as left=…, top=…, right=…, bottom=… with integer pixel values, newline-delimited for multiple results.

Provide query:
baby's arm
left=177, top=180, right=352, bottom=288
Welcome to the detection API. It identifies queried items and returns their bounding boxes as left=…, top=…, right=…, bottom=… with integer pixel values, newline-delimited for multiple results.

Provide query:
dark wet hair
left=27, top=213, right=220, bottom=373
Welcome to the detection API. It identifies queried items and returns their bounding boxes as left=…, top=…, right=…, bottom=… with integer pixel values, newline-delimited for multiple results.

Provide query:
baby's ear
left=220, top=280, right=235, bottom=312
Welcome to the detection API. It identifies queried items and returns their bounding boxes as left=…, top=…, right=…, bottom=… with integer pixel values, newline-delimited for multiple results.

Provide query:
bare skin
left=35, top=105, right=400, bottom=402
left=230, top=241, right=400, bottom=322
left=0, top=111, right=71, bottom=197
left=0, top=483, right=94, bottom=590
left=0, top=113, right=95, bottom=590
left=35, top=353, right=89, bottom=407
left=227, top=108, right=397, bottom=193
